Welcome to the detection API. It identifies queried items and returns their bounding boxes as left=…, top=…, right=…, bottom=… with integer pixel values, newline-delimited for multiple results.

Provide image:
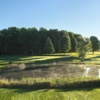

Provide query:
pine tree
left=59, top=34, right=71, bottom=53
left=44, top=37, right=55, bottom=54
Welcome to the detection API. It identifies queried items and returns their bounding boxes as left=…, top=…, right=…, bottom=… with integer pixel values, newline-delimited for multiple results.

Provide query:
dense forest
left=0, top=27, right=99, bottom=55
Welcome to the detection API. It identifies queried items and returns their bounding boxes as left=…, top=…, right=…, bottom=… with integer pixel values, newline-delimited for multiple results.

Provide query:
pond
left=0, top=63, right=100, bottom=79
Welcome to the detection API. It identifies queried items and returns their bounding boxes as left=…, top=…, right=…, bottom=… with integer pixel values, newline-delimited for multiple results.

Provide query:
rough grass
left=0, top=87, right=100, bottom=100
left=0, top=77, right=100, bottom=89
left=0, top=52, right=100, bottom=67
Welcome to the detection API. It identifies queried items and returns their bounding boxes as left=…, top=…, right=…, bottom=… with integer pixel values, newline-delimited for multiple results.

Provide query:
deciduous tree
left=78, top=38, right=92, bottom=61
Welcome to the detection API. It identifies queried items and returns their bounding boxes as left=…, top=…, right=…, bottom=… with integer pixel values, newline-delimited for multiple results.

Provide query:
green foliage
left=18, top=27, right=41, bottom=54
left=43, top=37, right=55, bottom=54
left=18, top=27, right=29, bottom=54
left=39, top=27, right=48, bottom=53
left=59, top=31, right=71, bottom=53
left=28, top=28, right=41, bottom=54
left=48, top=29, right=60, bottom=53
left=90, top=36, right=99, bottom=53
left=78, top=38, right=92, bottom=61
left=68, top=32, right=77, bottom=52
left=74, top=34, right=84, bottom=42
left=0, top=27, right=99, bottom=55
left=7, top=27, right=20, bottom=54
left=99, top=41, right=100, bottom=50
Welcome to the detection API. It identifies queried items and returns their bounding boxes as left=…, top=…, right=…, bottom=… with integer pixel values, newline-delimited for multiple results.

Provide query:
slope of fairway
left=0, top=88, right=100, bottom=100
left=0, top=52, right=100, bottom=67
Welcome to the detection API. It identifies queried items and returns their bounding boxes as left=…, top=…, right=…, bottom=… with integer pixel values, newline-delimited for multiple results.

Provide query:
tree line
left=0, top=27, right=99, bottom=55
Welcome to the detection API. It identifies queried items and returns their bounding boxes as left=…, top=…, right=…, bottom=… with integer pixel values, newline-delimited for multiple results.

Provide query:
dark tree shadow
left=55, top=87, right=99, bottom=92
left=12, top=88, right=49, bottom=93
left=9, top=87, right=100, bottom=94
left=33, top=56, right=78, bottom=64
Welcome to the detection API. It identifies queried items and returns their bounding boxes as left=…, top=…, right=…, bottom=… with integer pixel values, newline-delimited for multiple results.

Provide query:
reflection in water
left=98, top=69, right=100, bottom=78
left=85, top=68, right=90, bottom=77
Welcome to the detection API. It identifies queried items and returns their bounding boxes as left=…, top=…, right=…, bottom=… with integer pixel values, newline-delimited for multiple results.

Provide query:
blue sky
left=0, top=0, right=100, bottom=40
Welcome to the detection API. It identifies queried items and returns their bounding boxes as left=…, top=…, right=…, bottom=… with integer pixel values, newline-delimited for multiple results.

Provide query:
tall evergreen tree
left=39, top=27, right=48, bottom=53
left=68, top=32, right=77, bottom=52
left=44, top=37, right=55, bottom=54
left=74, top=34, right=84, bottom=51
left=48, top=29, right=59, bottom=53
left=0, top=29, right=9, bottom=54
left=28, top=27, right=41, bottom=54
left=90, top=36, right=99, bottom=54
left=7, top=27, right=20, bottom=54
left=18, top=27, right=29, bottom=54
left=59, top=31, right=71, bottom=53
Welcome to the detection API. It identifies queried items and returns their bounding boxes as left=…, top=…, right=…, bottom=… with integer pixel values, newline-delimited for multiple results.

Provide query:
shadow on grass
left=56, top=87, right=97, bottom=92
left=0, top=54, right=75, bottom=65
left=11, top=88, right=50, bottom=93
left=0, top=55, right=38, bottom=62
left=33, top=56, right=78, bottom=64
left=86, top=55, right=100, bottom=61
left=41, top=54, right=70, bottom=56
left=11, top=87, right=98, bottom=94
left=13, top=88, right=39, bottom=93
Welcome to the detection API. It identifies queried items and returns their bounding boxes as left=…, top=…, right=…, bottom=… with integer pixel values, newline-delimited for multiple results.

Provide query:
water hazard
left=0, top=63, right=100, bottom=79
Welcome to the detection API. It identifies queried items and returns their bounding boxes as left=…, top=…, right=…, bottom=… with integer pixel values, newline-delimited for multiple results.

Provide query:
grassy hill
left=0, top=52, right=100, bottom=67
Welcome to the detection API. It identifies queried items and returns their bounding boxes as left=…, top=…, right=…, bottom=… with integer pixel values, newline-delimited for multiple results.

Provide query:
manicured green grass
left=0, top=87, right=100, bottom=100
left=0, top=52, right=100, bottom=67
